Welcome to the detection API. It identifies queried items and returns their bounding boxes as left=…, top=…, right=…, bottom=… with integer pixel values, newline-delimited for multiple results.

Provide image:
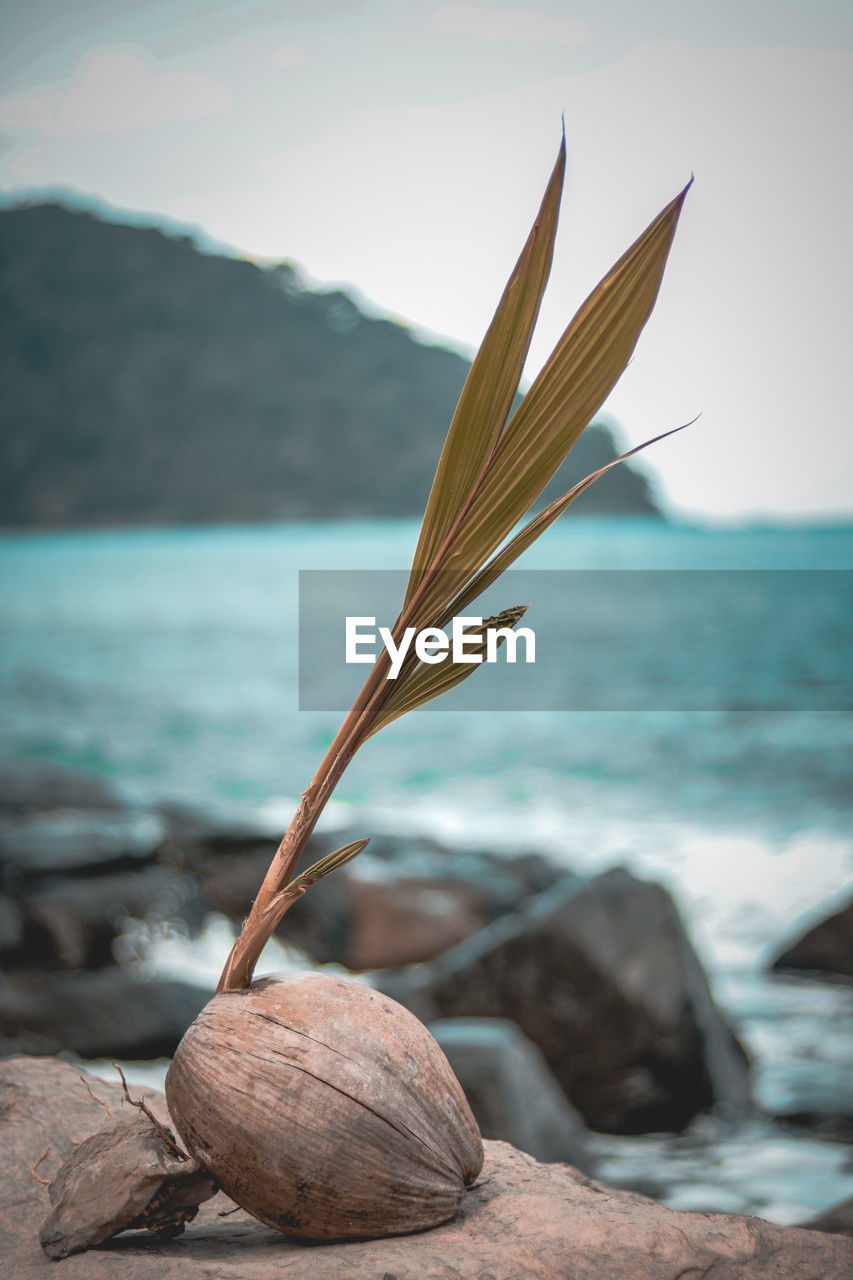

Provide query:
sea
left=1, top=515, right=851, bottom=1224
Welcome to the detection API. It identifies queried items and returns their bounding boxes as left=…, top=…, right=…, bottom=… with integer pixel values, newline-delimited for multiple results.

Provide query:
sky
left=1, top=0, right=851, bottom=522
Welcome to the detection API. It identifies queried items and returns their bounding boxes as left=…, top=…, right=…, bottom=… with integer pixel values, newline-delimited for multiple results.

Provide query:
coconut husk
left=39, top=1111, right=217, bottom=1259
left=166, top=970, right=484, bottom=1239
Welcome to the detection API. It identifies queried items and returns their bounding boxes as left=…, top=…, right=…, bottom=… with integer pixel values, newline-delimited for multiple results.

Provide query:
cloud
left=433, top=4, right=589, bottom=45
left=7, top=145, right=45, bottom=180
left=270, top=44, right=306, bottom=70
left=0, top=45, right=231, bottom=137
left=0, top=92, right=61, bottom=132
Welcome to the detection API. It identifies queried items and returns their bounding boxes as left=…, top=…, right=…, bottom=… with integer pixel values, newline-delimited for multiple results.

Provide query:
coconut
left=165, top=969, right=484, bottom=1239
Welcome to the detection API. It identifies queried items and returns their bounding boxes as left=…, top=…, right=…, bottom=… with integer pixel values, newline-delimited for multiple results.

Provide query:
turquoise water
left=2, top=516, right=850, bottom=838
left=2, top=516, right=852, bottom=1219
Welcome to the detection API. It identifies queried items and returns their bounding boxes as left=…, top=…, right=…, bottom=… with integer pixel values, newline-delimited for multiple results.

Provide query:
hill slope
left=0, top=202, right=661, bottom=527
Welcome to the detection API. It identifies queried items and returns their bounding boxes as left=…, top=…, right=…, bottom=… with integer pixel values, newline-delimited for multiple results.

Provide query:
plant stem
left=214, top=542, right=483, bottom=992
left=216, top=676, right=381, bottom=990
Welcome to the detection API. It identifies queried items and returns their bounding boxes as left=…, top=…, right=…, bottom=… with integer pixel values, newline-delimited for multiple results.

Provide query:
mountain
left=0, top=202, right=661, bottom=528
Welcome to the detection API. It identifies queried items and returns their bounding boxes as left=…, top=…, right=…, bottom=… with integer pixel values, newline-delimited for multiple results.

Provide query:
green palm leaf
left=404, top=136, right=566, bottom=607
left=217, top=135, right=693, bottom=992
left=435, top=421, right=694, bottom=625
left=408, top=178, right=692, bottom=628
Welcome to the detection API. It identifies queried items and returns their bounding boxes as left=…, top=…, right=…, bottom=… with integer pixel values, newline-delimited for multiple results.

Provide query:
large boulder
left=0, top=756, right=564, bottom=978
left=800, top=1195, right=853, bottom=1237
left=0, top=760, right=187, bottom=975
left=0, top=968, right=211, bottom=1058
left=376, top=867, right=751, bottom=1134
left=0, top=765, right=264, bottom=972
left=6, top=866, right=205, bottom=971
left=429, top=1016, right=593, bottom=1171
left=0, top=758, right=139, bottom=815
left=342, top=876, right=486, bottom=969
left=2, top=1056, right=850, bottom=1279
left=339, top=843, right=563, bottom=970
left=771, top=894, right=853, bottom=981
left=165, top=822, right=564, bottom=970
left=0, top=809, right=166, bottom=882
left=0, top=758, right=164, bottom=883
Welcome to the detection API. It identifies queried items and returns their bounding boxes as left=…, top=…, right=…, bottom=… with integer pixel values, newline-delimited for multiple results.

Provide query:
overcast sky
left=1, top=1, right=851, bottom=521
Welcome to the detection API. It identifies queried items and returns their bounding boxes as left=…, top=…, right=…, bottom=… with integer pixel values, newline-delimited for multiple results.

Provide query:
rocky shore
left=1, top=758, right=750, bottom=1132
left=2, top=756, right=851, bottom=1256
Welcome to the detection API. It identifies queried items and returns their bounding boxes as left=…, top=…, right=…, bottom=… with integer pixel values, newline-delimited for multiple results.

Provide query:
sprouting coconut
left=42, top=129, right=691, bottom=1251
left=166, top=972, right=483, bottom=1238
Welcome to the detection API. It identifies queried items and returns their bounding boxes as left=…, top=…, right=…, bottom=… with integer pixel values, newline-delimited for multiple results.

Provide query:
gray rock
left=338, top=844, right=566, bottom=970
left=0, top=968, right=212, bottom=1058
left=0, top=891, right=24, bottom=958
left=376, top=867, right=751, bottom=1134
left=358, top=836, right=565, bottom=915
left=159, top=823, right=349, bottom=963
left=0, top=757, right=138, bottom=815
left=771, top=893, right=853, bottom=980
left=0, top=809, right=166, bottom=881
left=0, top=765, right=249, bottom=971
left=429, top=1016, right=593, bottom=1171
left=11, top=867, right=206, bottom=971
left=164, top=823, right=565, bottom=969
left=799, top=1194, right=853, bottom=1237
left=342, top=875, right=486, bottom=970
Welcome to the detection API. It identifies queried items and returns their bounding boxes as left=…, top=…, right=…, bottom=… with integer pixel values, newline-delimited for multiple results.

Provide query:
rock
left=0, top=809, right=166, bottom=882
left=360, top=835, right=564, bottom=905
left=7, top=867, right=205, bottom=971
left=0, top=758, right=137, bottom=815
left=343, top=877, right=485, bottom=970
left=339, top=846, right=565, bottom=970
left=0, top=762, right=564, bottom=973
left=0, top=968, right=212, bottom=1058
left=0, top=892, right=24, bottom=960
left=771, top=894, right=853, bottom=980
left=429, top=1017, right=593, bottom=1172
left=0, top=759, right=163, bottom=882
left=0, top=761, right=208, bottom=973
left=164, top=822, right=565, bottom=969
left=2, top=1056, right=851, bottom=1279
left=0, top=769, right=274, bottom=976
left=772, top=1109, right=853, bottom=1144
left=337, top=846, right=565, bottom=970
left=375, top=867, right=751, bottom=1134
left=159, top=823, right=348, bottom=962
left=799, top=1195, right=853, bottom=1237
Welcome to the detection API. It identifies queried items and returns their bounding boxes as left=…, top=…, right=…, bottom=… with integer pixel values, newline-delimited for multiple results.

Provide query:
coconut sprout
left=213, top=132, right=691, bottom=996
left=44, top=130, right=691, bottom=1249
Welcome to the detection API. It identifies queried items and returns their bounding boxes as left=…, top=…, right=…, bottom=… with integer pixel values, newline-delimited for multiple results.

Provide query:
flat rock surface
left=2, top=1056, right=851, bottom=1279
